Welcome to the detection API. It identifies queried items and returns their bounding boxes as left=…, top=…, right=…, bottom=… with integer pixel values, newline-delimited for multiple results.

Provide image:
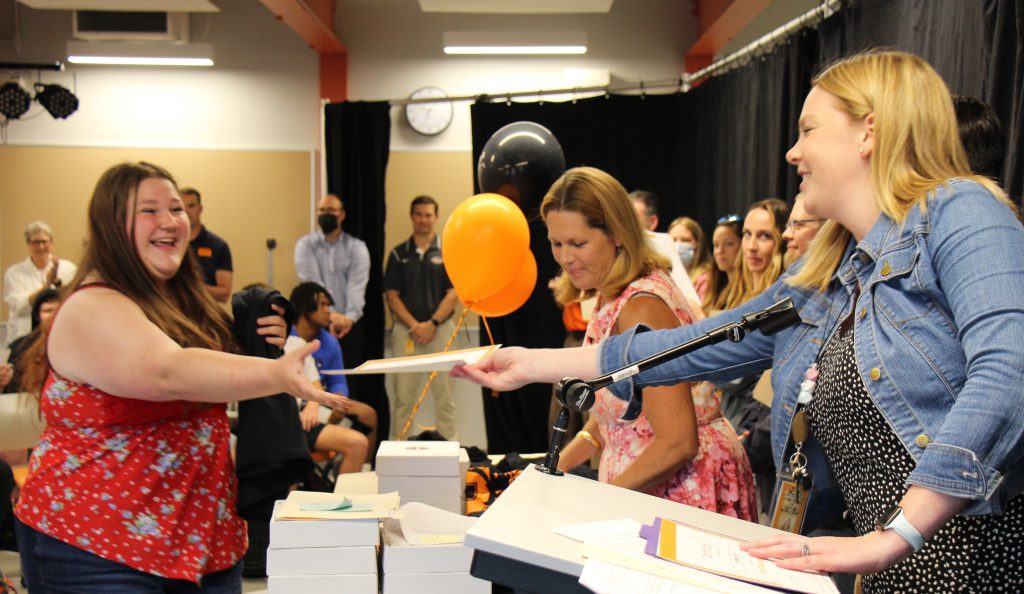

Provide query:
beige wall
left=383, top=151, right=475, bottom=254
left=1, top=146, right=313, bottom=320
left=383, top=150, right=479, bottom=327
left=3, top=147, right=492, bottom=329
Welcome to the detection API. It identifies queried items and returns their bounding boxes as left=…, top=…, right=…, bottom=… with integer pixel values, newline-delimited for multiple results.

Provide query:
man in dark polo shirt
left=383, top=195, right=459, bottom=440
left=182, top=187, right=233, bottom=303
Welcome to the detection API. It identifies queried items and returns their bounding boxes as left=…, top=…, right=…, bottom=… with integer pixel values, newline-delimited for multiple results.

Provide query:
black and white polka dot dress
left=805, top=319, right=1024, bottom=593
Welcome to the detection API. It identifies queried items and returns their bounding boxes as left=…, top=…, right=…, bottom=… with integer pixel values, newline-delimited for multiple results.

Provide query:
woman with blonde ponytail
left=456, top=51, right=1024, bottom=591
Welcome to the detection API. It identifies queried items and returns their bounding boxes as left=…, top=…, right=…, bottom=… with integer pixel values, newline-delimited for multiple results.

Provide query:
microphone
left=536, top=298, right=802, bottom=476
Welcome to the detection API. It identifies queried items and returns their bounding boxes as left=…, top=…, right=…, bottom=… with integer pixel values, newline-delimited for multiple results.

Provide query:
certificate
left=321, top=344, right=500, bottom=375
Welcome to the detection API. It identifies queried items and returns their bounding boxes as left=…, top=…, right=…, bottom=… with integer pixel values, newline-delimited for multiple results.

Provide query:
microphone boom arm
left=536, top=297, right=801, bottom=476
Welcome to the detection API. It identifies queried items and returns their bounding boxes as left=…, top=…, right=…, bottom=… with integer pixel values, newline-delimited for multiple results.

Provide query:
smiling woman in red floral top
left=14, top=162, right=344, bottom=592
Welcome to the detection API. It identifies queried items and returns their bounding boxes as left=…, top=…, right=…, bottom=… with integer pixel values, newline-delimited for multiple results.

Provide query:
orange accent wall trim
left=686, top=0, right=772, bottom=74
left=320, top=51, right=348, bottom=102
left=259, top=0, right=348, bottom=101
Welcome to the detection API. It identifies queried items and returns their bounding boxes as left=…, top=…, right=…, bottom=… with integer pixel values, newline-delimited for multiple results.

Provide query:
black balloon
left=477, top=121, right=566, bottom=217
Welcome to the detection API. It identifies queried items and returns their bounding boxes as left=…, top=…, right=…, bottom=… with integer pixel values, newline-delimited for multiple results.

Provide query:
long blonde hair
left=790, top=50, right=1013, bottom=292
left=720, top=198, right=789, bottom=309
left=541, top=167, right=670, bottom=304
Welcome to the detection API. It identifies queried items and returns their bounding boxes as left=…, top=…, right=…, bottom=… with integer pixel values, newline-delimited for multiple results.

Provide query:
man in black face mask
left=295, top=194, right=389, bottom=450
left=294, top=194, right=370, bottom=341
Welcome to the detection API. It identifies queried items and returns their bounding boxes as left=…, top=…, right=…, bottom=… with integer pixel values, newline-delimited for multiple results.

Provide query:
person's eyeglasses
left=28, top=239, right=52, bottom=246
left=785, top=218, right=826, bottom=231
left=717, top=214, right=742, bottom=225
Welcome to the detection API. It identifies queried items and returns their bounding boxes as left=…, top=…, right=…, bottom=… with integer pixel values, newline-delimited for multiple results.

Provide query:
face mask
left=318, top=214, right=339, bottom=235
left=676, top=243, right=695, bottom=268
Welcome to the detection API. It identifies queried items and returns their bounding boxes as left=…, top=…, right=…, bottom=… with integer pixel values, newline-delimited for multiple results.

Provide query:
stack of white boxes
left=266, top=500, right=379, bottom=594
left=381, top=517, right=489, bottom=594
left=376, top=440, right=467, bottom=514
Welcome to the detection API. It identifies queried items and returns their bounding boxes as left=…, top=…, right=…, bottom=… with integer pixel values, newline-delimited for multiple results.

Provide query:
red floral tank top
left=15, top=295, right=247, bottom=582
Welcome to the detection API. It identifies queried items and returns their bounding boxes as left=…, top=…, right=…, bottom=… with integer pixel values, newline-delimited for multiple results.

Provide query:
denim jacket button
left=881, top=261, right=892, bottom=276
left=915, top=434, right=930, bottom=448
left=870, top=367, right=881, bottom=381
left=859, top=307, right=867, bottom=320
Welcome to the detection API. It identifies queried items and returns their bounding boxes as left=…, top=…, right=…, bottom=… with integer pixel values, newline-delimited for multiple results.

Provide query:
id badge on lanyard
left=770, top=364, right=818, bottom=534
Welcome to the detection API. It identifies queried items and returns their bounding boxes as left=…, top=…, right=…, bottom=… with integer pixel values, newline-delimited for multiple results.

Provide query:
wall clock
left=405, top=86, right=453, bottom=136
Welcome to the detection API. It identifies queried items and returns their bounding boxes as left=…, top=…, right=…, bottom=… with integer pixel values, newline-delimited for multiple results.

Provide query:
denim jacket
left=600, top=180, right=1024, bottom=517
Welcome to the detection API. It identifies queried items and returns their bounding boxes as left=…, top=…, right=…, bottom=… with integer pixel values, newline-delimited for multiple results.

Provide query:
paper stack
left=376, top=440, right=467, bottom=514
left=266, top=491, right=399, bottom=594
left=381, top=503, right=489, bottom=594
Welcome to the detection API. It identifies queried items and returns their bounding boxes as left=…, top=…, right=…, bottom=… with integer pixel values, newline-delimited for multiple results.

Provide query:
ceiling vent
left=73, top=10, right=190, bottom=42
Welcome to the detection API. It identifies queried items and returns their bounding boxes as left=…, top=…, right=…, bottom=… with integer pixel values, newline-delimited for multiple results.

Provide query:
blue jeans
left=15, top=519, right=242, bottom=594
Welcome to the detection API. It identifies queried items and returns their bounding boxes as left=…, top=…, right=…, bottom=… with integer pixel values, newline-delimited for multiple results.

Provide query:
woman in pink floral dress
left=547, top=167, right=756, bottom=521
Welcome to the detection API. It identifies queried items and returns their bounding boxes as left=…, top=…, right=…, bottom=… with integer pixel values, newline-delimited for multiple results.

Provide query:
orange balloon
left=442, top=193, right=530, bottom=303
left=470, top=251, right=537, bottom=318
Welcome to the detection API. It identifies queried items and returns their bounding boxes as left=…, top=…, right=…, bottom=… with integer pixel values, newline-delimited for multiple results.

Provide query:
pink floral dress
left=586, top=269, right=757, bottom=520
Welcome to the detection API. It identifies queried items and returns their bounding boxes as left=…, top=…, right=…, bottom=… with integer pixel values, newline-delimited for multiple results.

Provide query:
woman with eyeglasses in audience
left=706, top=214, right=743, bottom=313
left=782, top=196, right=826, bottom=267
left=667, top=217, right=714, bottom=304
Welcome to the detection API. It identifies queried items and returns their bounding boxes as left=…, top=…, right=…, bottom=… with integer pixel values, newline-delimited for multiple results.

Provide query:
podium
left=465, top=465, right=780, bottom=594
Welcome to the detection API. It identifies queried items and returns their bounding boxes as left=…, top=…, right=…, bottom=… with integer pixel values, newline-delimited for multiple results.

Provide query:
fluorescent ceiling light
left=444, top=31, right=587, bottom=55
left=421, top=0, right=613, bottom=14
left=20, top=1, right=218, bottom=10
left=67, top=41, right=213, bottom=67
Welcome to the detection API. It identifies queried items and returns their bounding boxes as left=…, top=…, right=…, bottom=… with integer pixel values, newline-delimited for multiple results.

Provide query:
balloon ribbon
left=397, top=306, right=472, bottom=440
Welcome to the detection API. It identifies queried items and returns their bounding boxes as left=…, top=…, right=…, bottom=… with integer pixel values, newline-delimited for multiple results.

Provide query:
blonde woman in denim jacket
left=455, top=51, right=1024, bottom=591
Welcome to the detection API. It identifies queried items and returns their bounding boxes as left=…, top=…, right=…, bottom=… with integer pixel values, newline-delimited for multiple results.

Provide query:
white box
left=378, top=474, right=463, bottom=498
left=334, top=470, right=378, bottom=495
left=459, top=447, right=470, bottom=477
left=383, top=572, right=489, bottom=594
left=268, top=573, right=377, bottom=594
left=377, top=440, right=461, bottom=477
left=267, top=545, right=377, bottom=576
left=400, top=496, right=464, bottom=515
left=381, top=519, right=473, bottom=574
left=270, top=500, right=380, bottom=549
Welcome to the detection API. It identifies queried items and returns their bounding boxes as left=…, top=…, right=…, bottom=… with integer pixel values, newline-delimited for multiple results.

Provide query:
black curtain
left=467, top=0, right=1024, bottom=452
left=819, top=0, right=1021, bottom=201
left=983, top=0, right=1024, bottom=201
left=471, top=94, right=694, bottom=453
left=472, top=94, right=689, bottom=231
left=682, top=30, right=817, bottom=226
left=324, top=101, right=391, bottom=453
left=470, top=35, right=815, bottom=248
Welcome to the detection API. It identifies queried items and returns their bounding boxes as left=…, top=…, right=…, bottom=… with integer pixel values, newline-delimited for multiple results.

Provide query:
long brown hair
left=719, top=198, right=789, bottom=309
left=21, top=162, right=236, bottom=396
left=541, top=167, right=670, bottom=305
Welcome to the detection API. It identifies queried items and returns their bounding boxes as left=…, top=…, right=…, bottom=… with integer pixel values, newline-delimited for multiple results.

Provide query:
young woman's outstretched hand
left=278, top=340, right=349, bottom=409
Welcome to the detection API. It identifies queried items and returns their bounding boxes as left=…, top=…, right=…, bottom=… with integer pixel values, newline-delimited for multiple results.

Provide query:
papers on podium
left=557, top=520, right=782, bottom=594
left=321, top=344, right=500, bottom=375
left=643, top=518, right=837, bottom=594
left=557, top=518, right=838, bottom=594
